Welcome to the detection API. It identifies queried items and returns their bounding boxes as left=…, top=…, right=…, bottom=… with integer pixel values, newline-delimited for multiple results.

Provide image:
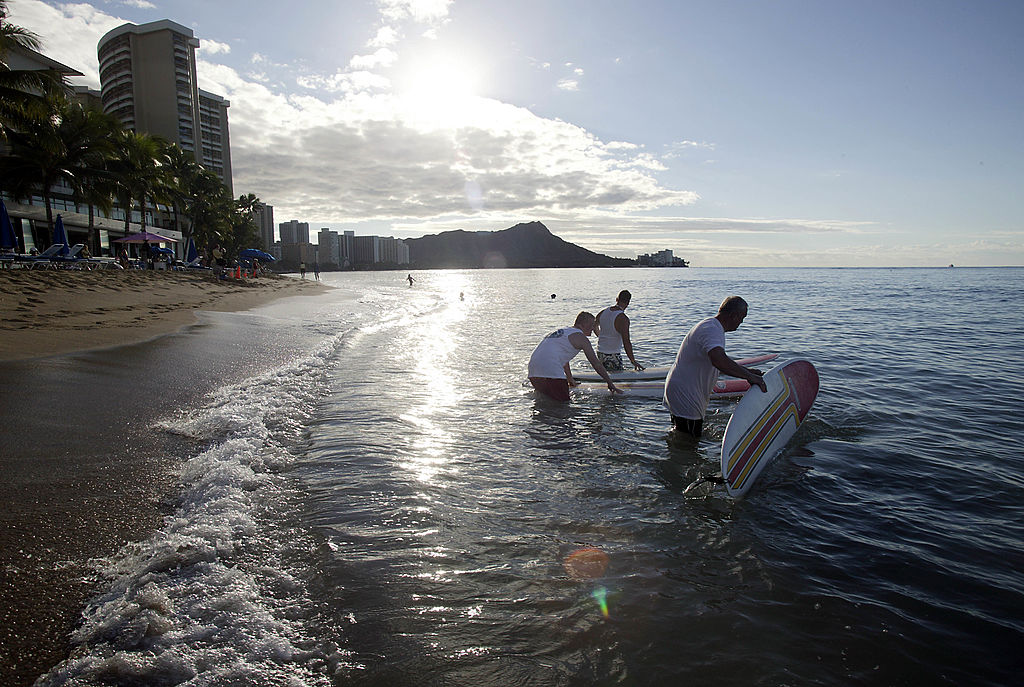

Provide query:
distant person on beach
left=212, top=244, right=226, bottom=274
left=300, top=262, right=307, bottom=278
left=141, top=239, right=152, bottom=269
left=314, top=262, right=320, bottom=280
left=528, top=312, right=621, bottom=401
left=118, top=248, right=129, bottom=269
left=593, top=289, right=644, bottom=372
left=664, top=296, right=767, bottom=440
left=251, top=258, right=260, bottom=277
left=407, top=273, right=415, bottom=286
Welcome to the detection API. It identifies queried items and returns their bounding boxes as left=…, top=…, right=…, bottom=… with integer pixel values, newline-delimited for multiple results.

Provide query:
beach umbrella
left=113, top=231, right=179, bottom=243
left=0, top=199, right=16, bottom=251
left=238, top=248, right=275, bottom=262
left=185, top=237, right=199, bottom=263
left=151, top=246, right=174, bottom=255
left=53, top=215, right=70, bottom=256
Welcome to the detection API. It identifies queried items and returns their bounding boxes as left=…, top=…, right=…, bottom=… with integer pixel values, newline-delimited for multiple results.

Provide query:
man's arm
left=615, top=313, right=644, bottom=370
left=708, top=347, right=767, bottom=392
left=569, top=332, right=622, bottom=393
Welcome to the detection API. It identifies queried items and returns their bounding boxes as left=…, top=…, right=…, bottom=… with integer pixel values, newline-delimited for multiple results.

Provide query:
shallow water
left=23, top=267, right=1024, bottom=685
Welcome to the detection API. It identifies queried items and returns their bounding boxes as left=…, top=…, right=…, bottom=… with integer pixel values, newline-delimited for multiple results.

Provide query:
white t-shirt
left=663, top=317, right=726, bottom=420
left=528, top=327, right=583, bottom=379
left=596, top=308, right=624, bottom=354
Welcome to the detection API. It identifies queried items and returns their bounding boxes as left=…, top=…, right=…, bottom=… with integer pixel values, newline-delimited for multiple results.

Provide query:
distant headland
left=405, top=221, right=687, bottom=269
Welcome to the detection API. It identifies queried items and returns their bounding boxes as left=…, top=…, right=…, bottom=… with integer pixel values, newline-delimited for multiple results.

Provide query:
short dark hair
left=575, top=311, right=596, bottom=327
left=718, top=296, right=748, bottom=316
left=617, top=290, right=631, bottom=303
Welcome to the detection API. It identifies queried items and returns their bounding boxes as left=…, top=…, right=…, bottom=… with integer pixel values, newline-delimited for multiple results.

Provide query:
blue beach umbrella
left=151, top=246, right=174, bottom=255
left=53, top=215, right=70, bottom=256
left=0, top=199, right=17, bottom=251
left=238, top=248, right=275, bottom=262
left=185, top=237, right=199, bottom=263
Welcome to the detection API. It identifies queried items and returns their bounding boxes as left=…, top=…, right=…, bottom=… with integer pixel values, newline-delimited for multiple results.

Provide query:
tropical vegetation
left=0, top=0, right=263, bottom=259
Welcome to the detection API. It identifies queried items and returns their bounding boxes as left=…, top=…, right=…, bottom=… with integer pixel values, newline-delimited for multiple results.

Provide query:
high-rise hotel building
left=97, top=20, right=233, bottom=193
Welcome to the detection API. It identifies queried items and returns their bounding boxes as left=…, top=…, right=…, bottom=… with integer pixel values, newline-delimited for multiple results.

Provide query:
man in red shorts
left=528, top=311, right=621, bottom=401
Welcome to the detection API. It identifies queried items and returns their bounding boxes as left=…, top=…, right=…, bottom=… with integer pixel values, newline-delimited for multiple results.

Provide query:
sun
left=394, top=49, right=483, bottom=124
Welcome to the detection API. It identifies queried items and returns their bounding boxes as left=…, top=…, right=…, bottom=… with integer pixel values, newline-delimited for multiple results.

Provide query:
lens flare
left=564, top=547, right=609, bottom=579
left=592, top=587, right=610, bottom=618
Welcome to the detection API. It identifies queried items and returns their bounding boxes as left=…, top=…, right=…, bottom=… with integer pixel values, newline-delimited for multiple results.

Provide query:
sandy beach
left=0, top=268, right=330, bottom=685
left=0, top=268, right=327, bottom=361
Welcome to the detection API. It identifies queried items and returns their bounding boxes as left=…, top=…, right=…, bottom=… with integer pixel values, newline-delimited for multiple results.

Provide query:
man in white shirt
left=664, top=296, right=767, bottom=439
left=529, top=312, right=621, bottom=401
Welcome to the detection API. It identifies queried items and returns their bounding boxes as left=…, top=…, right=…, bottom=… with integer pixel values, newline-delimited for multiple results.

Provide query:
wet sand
left=0, top=268, right=330, bottom=685
left=0, top=268, right=327, bottom=361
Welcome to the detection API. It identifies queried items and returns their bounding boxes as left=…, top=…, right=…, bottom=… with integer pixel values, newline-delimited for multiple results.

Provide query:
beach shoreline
left=0, top=268, right=330, bottom=685
left=0, top=268, right=328, bottom=361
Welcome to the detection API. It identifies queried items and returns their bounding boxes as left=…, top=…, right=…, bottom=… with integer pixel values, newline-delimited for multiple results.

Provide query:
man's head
left=616, top=290, right=632, bottom=308
left=574, top=311, right=597, bottom=335
left=717, top=296, right=749, bottom=332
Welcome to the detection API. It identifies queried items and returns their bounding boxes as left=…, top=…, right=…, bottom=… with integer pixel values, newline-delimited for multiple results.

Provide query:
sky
left=8, top=0, right=1024, bottom=266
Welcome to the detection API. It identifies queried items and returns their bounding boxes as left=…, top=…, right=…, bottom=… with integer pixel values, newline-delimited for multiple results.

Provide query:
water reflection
left=397, top=272, right=469, bottom=486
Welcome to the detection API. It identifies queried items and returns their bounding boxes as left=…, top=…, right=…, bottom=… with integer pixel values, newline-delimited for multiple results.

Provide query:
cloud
left=556, top=78, right=579, bottom=91
left=121, top=0, right=155, bottom=8
left=368, top=25, right=400, bottom=48
left=663, top=140, right=716, bottom=159
left=198, top=39, right=231, bottom=56
left=348, top=47, right=399, bottom=71
left=8, top=0, right=125, bottom=88
left=377, top=0, right=453, bottom=24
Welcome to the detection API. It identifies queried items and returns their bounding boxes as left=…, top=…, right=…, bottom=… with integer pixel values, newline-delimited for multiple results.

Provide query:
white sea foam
left=37, top=336, right=356, bottom=686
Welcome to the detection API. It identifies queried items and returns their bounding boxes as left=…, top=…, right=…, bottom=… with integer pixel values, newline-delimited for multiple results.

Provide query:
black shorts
left=671, top=415, right=703, bottom=439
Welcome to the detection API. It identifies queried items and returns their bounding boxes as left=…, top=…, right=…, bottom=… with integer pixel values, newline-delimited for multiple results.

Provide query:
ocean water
left=30, top=267, right=1024, bottom=686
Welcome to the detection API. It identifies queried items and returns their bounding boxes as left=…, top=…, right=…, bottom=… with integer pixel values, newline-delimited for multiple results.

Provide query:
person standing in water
left=664, top=296, right=767, bottom=440
left=528, top=312, right=621, bottom=401
left=593, top=289, right=644, bottom=372
left=407, top=273, right=415, bottom=286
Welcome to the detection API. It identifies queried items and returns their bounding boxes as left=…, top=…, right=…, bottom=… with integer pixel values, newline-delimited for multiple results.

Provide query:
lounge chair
left=14, top=244, right=65, bottom=268
left=47, top=244, right=87, bottom=268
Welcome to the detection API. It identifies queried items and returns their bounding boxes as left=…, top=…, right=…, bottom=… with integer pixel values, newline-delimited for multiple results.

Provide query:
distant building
left=253, top=202, right=275, bottom=250
left=278, top=220, right=309, bottom=245
left=97, top=20, right=233, bottom=192
left=317, top=228, right=355, bottom=269
left=0, top=46, right=144, bottom=254
left=353, top=235, right=409, bottom=266
left=280, top=242, right=316, bottom=267
left=638, top=249, right=689, bottom=267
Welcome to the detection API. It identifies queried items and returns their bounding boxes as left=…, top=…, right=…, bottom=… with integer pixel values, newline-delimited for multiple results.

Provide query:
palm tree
left=59, top=104, right=122, bottom=252
left=108, top=130, right=166, bottom=233
left=0, top=1, right=68, bottom=140
left=186, top=168, right=234, bottom=252
left=0, top=97, right=92, bottom=236
left=161, top=142, right=204, bottom=241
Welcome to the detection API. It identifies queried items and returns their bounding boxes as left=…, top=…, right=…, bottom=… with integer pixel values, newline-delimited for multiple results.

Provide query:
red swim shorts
left=529, top=377, right=570, bottom=402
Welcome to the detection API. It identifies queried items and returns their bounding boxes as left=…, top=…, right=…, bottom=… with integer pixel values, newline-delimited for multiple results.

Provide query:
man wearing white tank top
left=594, top=290, right=644, bottom=372
left=528, top=312, right=621, bottom=401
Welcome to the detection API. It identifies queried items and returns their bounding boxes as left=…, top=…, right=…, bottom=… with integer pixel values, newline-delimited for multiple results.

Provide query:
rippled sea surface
left=39, top=267, right=1024, bottom=686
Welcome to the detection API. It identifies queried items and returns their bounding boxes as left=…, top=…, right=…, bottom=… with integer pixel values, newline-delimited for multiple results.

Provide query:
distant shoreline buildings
left=269, top=222, right=410, bottom=270
left=637, top=249, right=689, bottom=267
